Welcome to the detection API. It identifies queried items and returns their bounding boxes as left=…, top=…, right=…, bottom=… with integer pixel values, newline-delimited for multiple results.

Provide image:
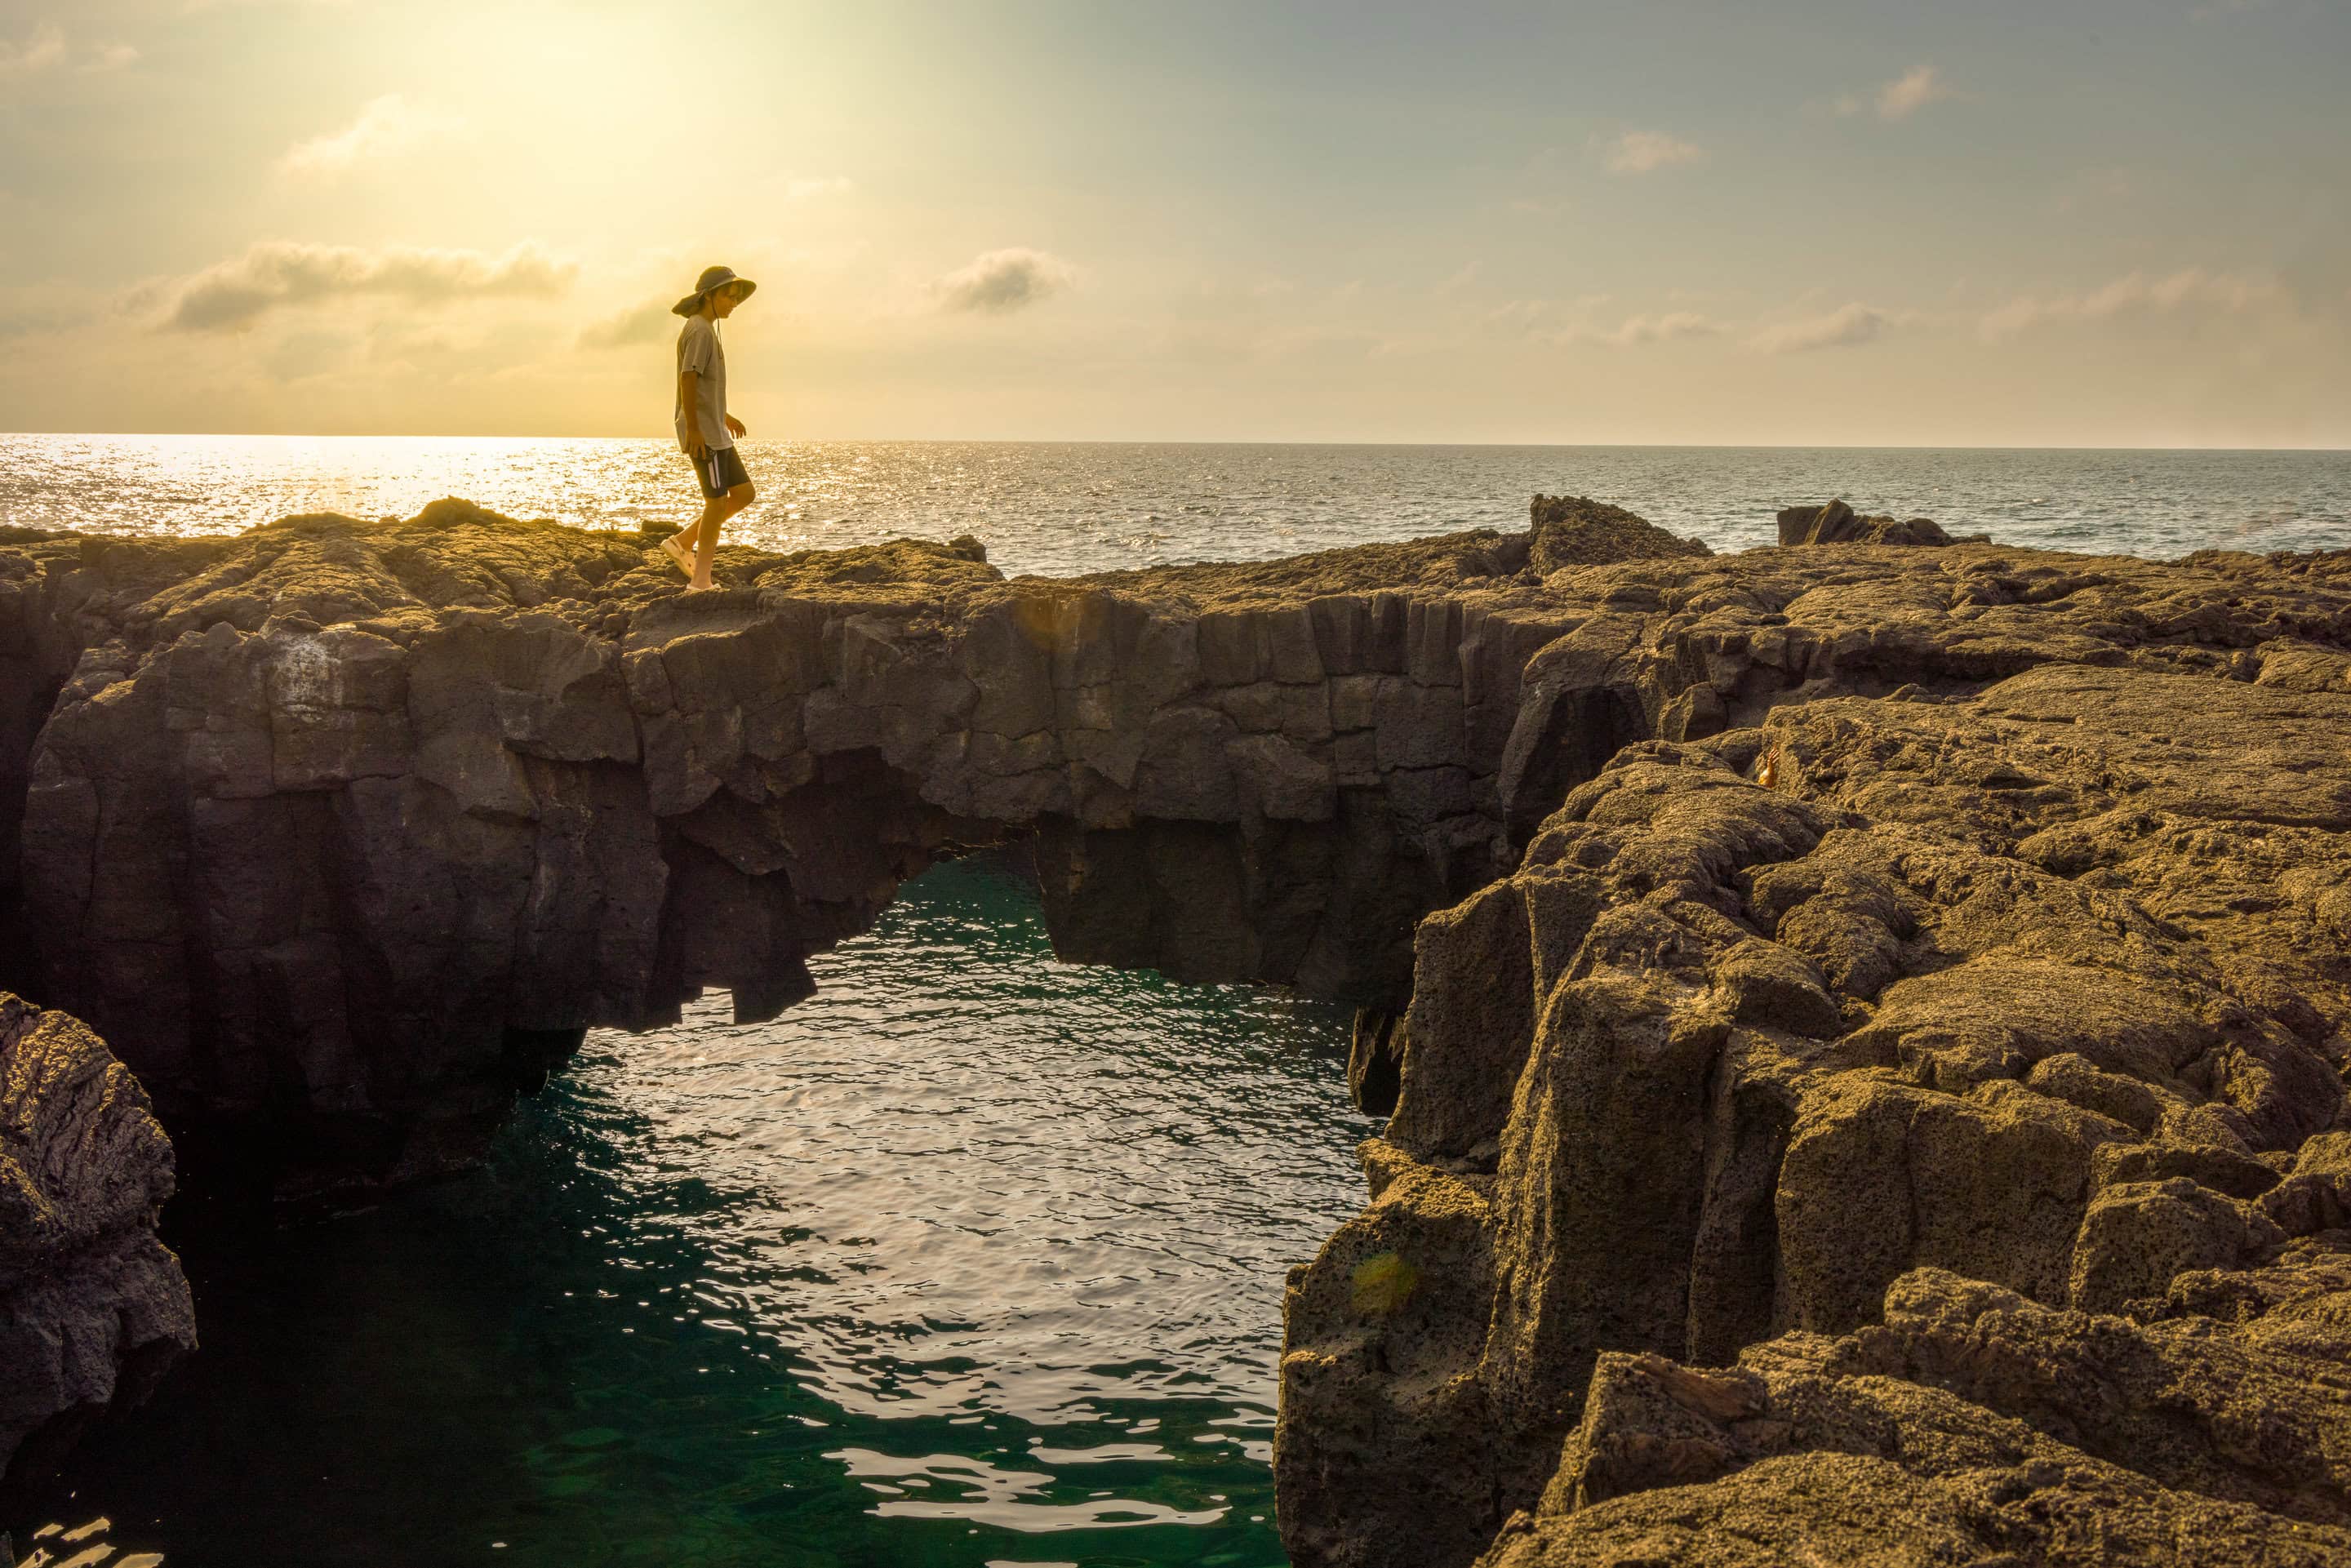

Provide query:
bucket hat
left=672, top=264, right=757, bottom=316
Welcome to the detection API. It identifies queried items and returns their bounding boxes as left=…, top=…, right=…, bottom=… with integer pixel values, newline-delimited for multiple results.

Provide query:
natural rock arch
left=6, top=504, right=1598, bottom=1191
left=8, top=504, right=2351, bottom=1568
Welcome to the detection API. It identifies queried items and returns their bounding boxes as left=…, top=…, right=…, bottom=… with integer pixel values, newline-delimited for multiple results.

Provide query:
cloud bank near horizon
left=153, top=242, right=577, bottom=331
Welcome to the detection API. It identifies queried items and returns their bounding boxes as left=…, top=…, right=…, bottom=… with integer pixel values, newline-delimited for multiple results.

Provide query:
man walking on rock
left=666, top=264, right=758, bottom=591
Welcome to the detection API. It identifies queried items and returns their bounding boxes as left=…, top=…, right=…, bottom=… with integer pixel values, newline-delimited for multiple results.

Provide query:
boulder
left=0, top=993, right=194, bottom=1492
left=1777, top=498, right=1957, bottom=547
left=1528, top=495, right=1713, bottom=574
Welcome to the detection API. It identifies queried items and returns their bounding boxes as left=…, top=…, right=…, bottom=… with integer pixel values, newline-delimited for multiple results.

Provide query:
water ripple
left=36, top=855, right=1367, bottom=1568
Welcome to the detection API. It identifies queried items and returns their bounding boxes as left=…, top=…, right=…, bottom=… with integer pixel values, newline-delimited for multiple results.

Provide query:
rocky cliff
left=0, top=500, right=2346, bottom=1561
left=0, top=994, right=193, bottom=1495
left=1277, top=540, right=2351, bottom=1566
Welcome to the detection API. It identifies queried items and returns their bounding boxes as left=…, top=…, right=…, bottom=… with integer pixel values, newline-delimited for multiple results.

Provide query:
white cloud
left=1750, top=303, right=1895, bottom=353
left=0, top=24, right=68, bottom=78
left=1838, top=64, right=1957, bottom=121
left=281, top=95, right=467, bottom=176
left=1600, top=130, right=1704, bottom=175
left=84, top=42, right=139, bottom=73
left=1980, top=268, right=2278, bottom=340
left=1571, top=312, right=1722, bottom=349
left=153, top=240, right=577, bottom=331
left=927, top=247, right=1076, bottom=313
left=577, top=300, right=673, bottom=350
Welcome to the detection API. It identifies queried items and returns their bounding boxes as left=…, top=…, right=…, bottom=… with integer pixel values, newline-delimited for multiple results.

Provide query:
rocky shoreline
left=0, top=495, right=2345, bottom=1563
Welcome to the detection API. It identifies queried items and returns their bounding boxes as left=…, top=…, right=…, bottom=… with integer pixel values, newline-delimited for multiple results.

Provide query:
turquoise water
left=34, top=856, right=1371, bottom=1566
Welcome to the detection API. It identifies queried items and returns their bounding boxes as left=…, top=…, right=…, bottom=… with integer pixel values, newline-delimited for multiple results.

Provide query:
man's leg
left=691, top=492, right=728, bottom=551
left=690, top=482, right=753, bottom=589
left=666, top=491, right=727, bottom=576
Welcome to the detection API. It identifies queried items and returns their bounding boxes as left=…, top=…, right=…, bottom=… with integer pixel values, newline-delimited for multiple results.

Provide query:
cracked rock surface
left=1278, top=540, right=2351, bottom=1566
left=0, top=993, right=193, bottom=1492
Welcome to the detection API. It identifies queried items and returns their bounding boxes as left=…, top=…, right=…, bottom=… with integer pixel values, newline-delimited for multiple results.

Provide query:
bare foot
left=660, top=535, right=695, bottom=576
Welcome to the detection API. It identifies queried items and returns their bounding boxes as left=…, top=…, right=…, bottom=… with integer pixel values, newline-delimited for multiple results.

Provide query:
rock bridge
left=2, top=500, right=1678, bottom=1188
left=7, top=500, right=2351, bottom=1567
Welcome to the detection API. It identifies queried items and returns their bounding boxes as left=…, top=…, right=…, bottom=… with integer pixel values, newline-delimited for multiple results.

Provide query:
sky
left=0, top=0, right=2346, bottom=446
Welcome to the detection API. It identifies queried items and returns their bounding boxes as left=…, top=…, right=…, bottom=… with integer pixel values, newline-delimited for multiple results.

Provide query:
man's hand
left=686, top=430, right=707, bottom=460
left=725, top=415, right=747, bottom=438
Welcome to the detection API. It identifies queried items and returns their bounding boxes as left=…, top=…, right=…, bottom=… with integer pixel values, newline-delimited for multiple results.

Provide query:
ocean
left=3, top=436, right=2348, bottom=571
left=11, top=438, right=2351, bottom=1568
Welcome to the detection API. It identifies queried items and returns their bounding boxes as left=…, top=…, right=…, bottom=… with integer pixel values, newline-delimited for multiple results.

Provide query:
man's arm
left=679, top=369, right=704, bottom=457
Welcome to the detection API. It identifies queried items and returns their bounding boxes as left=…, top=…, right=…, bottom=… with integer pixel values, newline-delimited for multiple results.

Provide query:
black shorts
left=690, top=445, right=751, bottom=500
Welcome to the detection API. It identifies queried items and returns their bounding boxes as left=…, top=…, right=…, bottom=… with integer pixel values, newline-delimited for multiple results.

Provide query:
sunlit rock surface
left=1277, top=546, right=2351, bottom=1567
left=0, top=993, right=192, bottom=1493
left=2, top=501, right=2349, bottom=1565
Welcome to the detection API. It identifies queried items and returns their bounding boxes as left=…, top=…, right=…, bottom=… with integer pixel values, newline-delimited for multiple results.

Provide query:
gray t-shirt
left=673, top=316, right=731, bottom=451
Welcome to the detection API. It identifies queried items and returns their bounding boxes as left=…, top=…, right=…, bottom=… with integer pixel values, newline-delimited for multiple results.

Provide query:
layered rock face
left=1, top=504, right=1604, bottom=1190
left=0, top=993, right=193, bottom=1492
left=1277, top=543, right=2351, bottom=1566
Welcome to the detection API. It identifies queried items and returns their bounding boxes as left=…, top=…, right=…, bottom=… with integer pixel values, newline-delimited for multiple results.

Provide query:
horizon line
left=5, top=432, right=2349, bottom=455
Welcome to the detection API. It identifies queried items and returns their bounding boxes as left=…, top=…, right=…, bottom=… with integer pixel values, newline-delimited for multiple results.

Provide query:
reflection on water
left=30, top=854, right=1371, bottom=1567
left=2, top=434, right=2346, bottom=574
left=3, top=1517, right=160, bottom=1568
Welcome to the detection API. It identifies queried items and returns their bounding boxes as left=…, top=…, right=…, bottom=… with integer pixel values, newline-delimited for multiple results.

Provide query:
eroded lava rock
left=0, top=993, right=193, bottom=1493
left=3, top=496, right=2350, bottom=1566
left=1776, top=497, right=1958, bottom=548
left=1275, top=560, right=2351, bottom=1567
left=1530, top=495, right=1713, bottom=573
